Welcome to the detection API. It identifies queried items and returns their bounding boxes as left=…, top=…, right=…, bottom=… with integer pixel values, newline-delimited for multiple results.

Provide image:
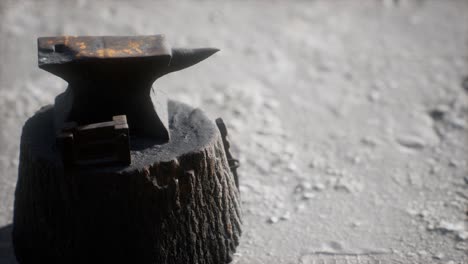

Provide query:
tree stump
left=12, top=100, right=242, bottom=264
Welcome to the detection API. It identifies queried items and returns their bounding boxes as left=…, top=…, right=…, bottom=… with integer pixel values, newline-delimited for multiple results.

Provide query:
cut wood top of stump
left=21, top=100, right=217, bottom=173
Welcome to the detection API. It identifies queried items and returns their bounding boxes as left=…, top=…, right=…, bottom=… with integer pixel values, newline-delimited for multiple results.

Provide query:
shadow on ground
left=0, top=224, right=16, bottom=264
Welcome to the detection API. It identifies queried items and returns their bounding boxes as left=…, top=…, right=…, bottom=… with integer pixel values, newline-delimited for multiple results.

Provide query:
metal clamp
left=216, top=118, right=239, bottom=189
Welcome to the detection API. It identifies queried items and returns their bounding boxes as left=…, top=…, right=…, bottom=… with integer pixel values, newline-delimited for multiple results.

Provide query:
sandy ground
left=0, top=0, right=467, bottom=263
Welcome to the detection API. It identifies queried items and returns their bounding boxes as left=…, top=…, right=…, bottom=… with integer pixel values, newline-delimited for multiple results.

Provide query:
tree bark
left=13, top=101, right=242, bottom=264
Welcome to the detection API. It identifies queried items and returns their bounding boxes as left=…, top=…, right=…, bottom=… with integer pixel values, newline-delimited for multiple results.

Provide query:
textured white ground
left=0, top=1, right=467, bottom=263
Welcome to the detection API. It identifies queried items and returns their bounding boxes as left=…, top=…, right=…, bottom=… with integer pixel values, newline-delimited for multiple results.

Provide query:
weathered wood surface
left=13, top=100, right=242, bottom=264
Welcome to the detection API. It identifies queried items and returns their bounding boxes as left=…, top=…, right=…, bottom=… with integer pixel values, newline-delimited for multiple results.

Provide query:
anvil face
left=38, top=35, right=172, bottom=84
left=38, top=35, right=171, bottom=65
left=38, top=35, right=219, bottom=142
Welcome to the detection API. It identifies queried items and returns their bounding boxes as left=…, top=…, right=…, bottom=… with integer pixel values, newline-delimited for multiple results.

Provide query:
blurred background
left=0, top=0, right=467, bottom=263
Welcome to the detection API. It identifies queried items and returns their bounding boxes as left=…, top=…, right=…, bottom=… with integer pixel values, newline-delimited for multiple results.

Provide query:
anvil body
left=38, top=35, right=218, bottom=142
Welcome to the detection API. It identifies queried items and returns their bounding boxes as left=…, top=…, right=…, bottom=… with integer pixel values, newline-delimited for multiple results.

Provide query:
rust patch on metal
left=38, top=35, right=171, bottom=64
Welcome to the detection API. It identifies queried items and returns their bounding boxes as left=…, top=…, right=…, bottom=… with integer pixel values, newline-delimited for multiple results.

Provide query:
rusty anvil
left=38, top=35, right=218, bottom=143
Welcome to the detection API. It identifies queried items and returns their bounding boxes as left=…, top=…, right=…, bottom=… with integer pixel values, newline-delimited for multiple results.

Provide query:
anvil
left=38, top=35, right=218, bottom=143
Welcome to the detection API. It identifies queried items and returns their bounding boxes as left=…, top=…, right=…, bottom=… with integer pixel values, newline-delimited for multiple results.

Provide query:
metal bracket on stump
left=216, top=118, right=240, bottom=189
left=57, top=115, right=131, bottom=167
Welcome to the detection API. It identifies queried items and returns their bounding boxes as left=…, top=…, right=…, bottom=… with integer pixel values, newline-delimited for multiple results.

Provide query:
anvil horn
left=164, top=48, right=220, bottom=75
